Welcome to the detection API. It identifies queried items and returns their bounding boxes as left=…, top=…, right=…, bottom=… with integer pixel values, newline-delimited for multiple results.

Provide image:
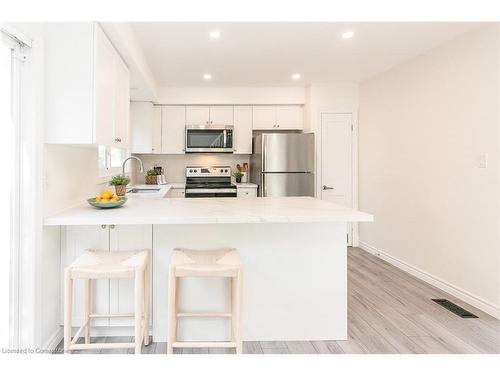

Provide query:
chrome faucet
left=122, top=156, right=144, bottom=176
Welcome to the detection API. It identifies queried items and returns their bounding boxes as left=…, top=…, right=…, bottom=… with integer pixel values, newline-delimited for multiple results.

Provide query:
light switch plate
left=478, top=154, right=488, bottom=168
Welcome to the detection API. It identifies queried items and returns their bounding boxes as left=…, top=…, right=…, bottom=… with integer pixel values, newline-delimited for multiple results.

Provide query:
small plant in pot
left=232, top=171, right=244, bottom=183
left=145, top=169, right=158, bottom=185
left=110, top=175, right=130, bottom=196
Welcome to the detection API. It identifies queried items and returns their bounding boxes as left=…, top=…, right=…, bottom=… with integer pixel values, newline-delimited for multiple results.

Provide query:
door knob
left=323, top=185, right=334, bottom=190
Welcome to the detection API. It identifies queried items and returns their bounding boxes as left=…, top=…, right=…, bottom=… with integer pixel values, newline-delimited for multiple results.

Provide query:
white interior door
left=321, top=113, right=353, bottom=245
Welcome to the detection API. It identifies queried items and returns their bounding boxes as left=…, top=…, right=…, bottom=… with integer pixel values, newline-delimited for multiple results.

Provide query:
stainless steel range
left=185, top=166, right=237, bottom=198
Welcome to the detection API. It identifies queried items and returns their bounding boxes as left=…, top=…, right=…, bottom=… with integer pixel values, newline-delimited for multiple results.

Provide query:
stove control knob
left=225, top=169, right=228, bottom=173
left=189, top=169, right=193, bottom=173
left=194, top=170, right=197, bottom=173
left=220, top=169, right=224, bottom=173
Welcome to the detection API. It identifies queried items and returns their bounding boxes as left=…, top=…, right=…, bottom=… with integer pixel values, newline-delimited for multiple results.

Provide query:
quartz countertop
left=44, top=197, right=373, bottom=226
left=234, top=182, right=258, bottom=188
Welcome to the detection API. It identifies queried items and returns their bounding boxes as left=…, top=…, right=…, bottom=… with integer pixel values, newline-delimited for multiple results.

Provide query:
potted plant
left=110, top=175, right=130, bottom=196
left=232, top=171, right=244, bottom=183
left=145, top=169, right=158, bottom=185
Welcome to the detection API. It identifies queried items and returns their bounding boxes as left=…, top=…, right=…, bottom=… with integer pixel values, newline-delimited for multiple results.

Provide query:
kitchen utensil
left=87, top=197, right=127, bottom=209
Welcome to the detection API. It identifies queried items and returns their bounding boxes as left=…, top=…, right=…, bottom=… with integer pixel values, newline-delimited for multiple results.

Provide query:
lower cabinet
left=61, top=224, right=153, bottom=328
left=236, top=186, right=258, bottom=198
left=166, top=187, right=185, bottom=198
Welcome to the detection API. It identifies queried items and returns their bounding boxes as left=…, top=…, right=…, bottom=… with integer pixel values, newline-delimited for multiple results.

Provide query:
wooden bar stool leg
left=64, top=269, right=73, bottom=353
left=167, top=271, right=177, bottom=354
left=84, top=279, right=91, bottom=344
left=233, top=270, right=243, bottom=354
left=143, top=262, right=150, bottom=346
left=134, top=268, right=145, bottom=354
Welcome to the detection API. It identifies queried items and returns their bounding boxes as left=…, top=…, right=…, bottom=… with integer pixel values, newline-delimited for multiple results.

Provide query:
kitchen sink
left=127, top=188, right=161, bottom=194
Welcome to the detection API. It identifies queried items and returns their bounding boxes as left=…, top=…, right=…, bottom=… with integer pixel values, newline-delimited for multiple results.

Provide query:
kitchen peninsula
left=45, top=197, right=372, bottom=342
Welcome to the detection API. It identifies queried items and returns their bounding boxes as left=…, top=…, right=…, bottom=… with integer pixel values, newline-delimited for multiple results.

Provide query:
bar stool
left=64, top=249, right=150, bottom=354
left=167, top=248, right=243, bottom=354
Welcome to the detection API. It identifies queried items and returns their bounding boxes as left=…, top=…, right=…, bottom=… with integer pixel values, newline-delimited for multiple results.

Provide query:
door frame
left=317, top=110, right=359, bottom=247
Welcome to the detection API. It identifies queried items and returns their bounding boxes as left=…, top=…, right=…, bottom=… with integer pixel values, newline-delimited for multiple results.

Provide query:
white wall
left=359, top=25, right=500, bottom=317
left=156, top=86, right=305, bottom=105
left=304, top=83, right=359, bottom=133
left=131, top=154, right=250, bottom=184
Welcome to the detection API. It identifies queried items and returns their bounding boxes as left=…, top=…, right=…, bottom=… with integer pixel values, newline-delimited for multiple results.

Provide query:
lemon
left=101, top=191, right=113, bottom=200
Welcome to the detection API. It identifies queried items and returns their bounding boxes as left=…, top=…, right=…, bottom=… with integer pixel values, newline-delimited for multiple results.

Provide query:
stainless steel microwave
left=185, top=124, right=234, bottom=153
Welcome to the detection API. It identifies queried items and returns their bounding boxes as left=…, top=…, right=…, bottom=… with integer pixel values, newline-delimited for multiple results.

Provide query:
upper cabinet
left=186, top=106, right=233, bottom=125
left=44, top=23, right=130, bottom=148
left=252, top=105, right=303, bottom=130
left=130, top=102, right=161, bottom=154
left=129, top=104, right=303, bottom=155
left=161, top=106, right=186, bottom=154
left=233, top=106, right=253, bottom=154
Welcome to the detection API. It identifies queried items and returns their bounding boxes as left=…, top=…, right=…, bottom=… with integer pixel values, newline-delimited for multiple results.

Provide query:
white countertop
left=44, top=197, right=373, bottom=226
left=234, top=182, right=258, bottom=188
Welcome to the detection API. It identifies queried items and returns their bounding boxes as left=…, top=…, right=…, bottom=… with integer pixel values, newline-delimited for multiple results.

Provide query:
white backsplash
left=131, top=153, right=251, bottom=184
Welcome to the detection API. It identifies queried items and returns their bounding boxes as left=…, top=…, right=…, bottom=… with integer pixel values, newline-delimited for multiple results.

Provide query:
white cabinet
left=233, top=106, right=253, bottom=154
left=209, top=106, right=234, bottom=125
left=45, top=23, right=130, bottom=148
left=130, top=102, right=162, bottom=153
left=61, top=225, right=153, bottom=328
left=166, top=187, right=185, bottom=198
left=252, top=106, right=276, bottom=129
left=113, top=56, right=131, bottom=148
left=252, top=105, right=303, bottom=130
left=276, top=106, right=303, bottom=130
left=186, top=106, right=233, bottom=125
left=162, top=106, right=186, bottom=154
left=237, top=186, right=258, bottom=198
left=186, top=106, right=210, bottom=125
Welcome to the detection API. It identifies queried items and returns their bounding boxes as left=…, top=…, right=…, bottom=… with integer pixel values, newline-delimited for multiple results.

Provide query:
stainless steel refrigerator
left=250, top=133, right=315, bottom=197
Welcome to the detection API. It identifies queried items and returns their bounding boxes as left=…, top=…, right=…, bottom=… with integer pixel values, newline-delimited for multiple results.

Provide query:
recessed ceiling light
left=203, top=73, right=212, bottom=80
left=209, top=31, right=221, bottom=39
left=291, top=73, right=301, bottom=80
left=341, top=31, right=355, bottom=39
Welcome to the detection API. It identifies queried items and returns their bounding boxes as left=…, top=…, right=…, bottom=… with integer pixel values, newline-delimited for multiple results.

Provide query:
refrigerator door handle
left=261, top=173, right=266, bottom=197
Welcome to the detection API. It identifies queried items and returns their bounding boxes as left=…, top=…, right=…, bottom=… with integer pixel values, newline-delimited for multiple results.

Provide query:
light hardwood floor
left=55, top=247, right=500, bottom=354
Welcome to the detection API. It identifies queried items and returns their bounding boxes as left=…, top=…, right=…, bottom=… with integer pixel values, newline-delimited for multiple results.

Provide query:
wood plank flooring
left=55, top=247, right=500, bottom=354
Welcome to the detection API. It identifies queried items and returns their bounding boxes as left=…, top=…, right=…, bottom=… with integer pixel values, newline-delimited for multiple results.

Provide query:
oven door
left=185, top=126, right=233, bottom=153
left=185, top=188, right=237, bottom=198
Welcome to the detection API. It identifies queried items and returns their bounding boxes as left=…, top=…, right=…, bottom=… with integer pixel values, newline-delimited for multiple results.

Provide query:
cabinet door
left=109, top=225, right=153, bottom=326
left=94, top=25, right=116, bottom=146
left=186, top=106, right=210, bottom=125
left=276, top=105, right=303, bottom=130
left=112, top=56, right=130, bottom=148
left=162, top=106, right=186, bottom=154
left=233, top=106, right=252, bottom=154
left=252, top=106, right=276, bottom=129
left=237, top=187, right=257, bottom=198
left=61, top=225, right=110, bottom=327
left=130, top=103, right=161, bottom=154
left=209, top=106, right=233, bottom=125
left=166, top=188, right=185, bottom=198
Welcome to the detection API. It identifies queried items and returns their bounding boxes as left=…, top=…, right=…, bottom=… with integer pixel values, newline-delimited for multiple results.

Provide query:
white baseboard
left=42, top=327, right=63, bottom=352
left=358, top=241, right=500, bottom=320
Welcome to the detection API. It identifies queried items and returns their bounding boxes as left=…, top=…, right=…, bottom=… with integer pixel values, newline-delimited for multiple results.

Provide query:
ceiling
left=130, top=22, right=482, bottom=87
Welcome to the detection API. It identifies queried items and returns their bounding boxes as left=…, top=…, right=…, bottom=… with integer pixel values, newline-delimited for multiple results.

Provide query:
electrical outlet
left=478, top=154, right=488, bottom=168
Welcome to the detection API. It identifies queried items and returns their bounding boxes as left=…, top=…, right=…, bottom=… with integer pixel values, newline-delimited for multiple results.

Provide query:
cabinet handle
left=323, top=185, right=334, bottom=190
left=110, top=224, right=115, bottom=229
left=101, top=224, right=107, bottom=229
left=114, top=138, right=121, bottom=142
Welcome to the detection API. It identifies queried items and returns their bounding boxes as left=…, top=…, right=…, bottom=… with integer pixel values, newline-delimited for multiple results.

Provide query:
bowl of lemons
left=88, top=191, right=127, bottom=209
